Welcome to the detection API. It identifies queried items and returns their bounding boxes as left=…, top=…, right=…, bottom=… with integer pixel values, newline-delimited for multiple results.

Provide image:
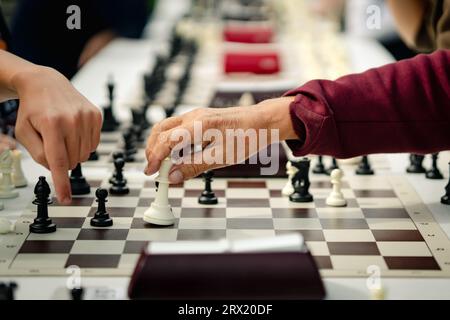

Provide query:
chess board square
left=137, top=198, right=182, bottom=207
left=51, top=218, right=85, bottom=228
left=328, top=242, right=380, bottom=255
left=181, top=197, right=226, bottom=208
left=48, top=206, right=91, bottom=217
left=362, top=208, right=410, bottom=219
left=314, top=198, right=358, bottom=208
left=377, top=242, right=432, bottom=257
left=227, top=181, right=267, bottom=188
left=179, top=218, right=226, bottom=229
left=320, top=219, right=369, bottom=229
left=384, top=257, right=440, bottom=270
left=269, top=190, right=282, bottom=197
left=366, top=218, right=416, bottom=230
left=227, top=199, right=270, bottom=207
left=349, top=177, right=391, bottom=189
left=87, top=207, right=136, bottom=217
left=177, top=229, right=226, bottom=240
left=65, top=254, right=121, bottom=268
left=227, top=218, right=273, bottom=229
left=272, top=208, right=317, bottom=218
left=144, top=181, right=156, bottom=188
left=310, top=181, right=350, bottom=189
left=353, top=190, right=396, bottom=198
left=316, top=208, right=364, bottom=219
left=106, top=197, right=139, bottom=207
left=82, top=217, right=133, bottom=229
left=169, top=188, right=185, bottom=198
left=323, top=230, right=375, bottom=242
left=226, top=229, right=276, bottom=240
left=266, top=179, right=288, bottom=190
left=270, top=198, right=316, bottom=208
left=226, top=188, right=270, bottom=198
left=275, top=230, right=325, bottom=241
left=181, top=207, right=226, bottom=218
left=87, top=180, right=103, bottom=188
left=313, top=256, right=333, bottom=269
left=27, top=228, right=80, bottom=241
left=139, top=188, right=156, bottom=198
left=226, top=208, right=272, bottom=219
left=357, top=198, right=403, bottom=208
left=52, top=197, right=94, bottom=206
left=184, top=179, right=227, bottom=189
left=131, top=218, right=179, bottom=229
left=127, top=229, right=178, bottom=241
left=118, top=254, right=140, bottom=270
left=310, top=188, right=355, bottom=199
left=71, top=240, right=125, bottom=255
left=330, top=256, right=388, bottom=270
left=77, top=229, right=129, bottom=240
left=123, top=241, right=148, bottom=254
left=19, top=240, right=74, bottom=254
left=11, top=254, right=69, bottom=269
left=306, top=241, right=330, bottom=256
left=372, top=230, right=424, bottom=242
left=273, top=218, right=322, bottom=230
left=184, top=189, right=225, bottom=197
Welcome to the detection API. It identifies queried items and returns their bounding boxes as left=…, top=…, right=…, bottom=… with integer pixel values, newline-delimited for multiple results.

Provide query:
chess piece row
left=312, top=155, right=374, bottom=176
left=0, top=149, right=27, bottom=210
left=407, top=153, right=444, bottom=179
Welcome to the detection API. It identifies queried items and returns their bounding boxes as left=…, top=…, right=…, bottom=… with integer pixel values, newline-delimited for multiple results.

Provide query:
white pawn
left=0, top=218, right=14, bottom=234
left=12, top=149, right=27, bottom=188
left=143, top=158, right=176, bottom=226
left=282, top=161, right=298, bottom=196
left=238, top=92, right=255, bottom=106
left=0, top=150, right=19, bottom=199
left=326, top=169, right=347, bottom=207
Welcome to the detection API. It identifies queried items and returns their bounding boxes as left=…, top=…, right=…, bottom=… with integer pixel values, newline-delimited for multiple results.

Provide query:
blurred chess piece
left=11, top=149, right=27, bottom=188
left=0, top=150, right=19, bottom=199
left=326, top=169, right=347, bottom=207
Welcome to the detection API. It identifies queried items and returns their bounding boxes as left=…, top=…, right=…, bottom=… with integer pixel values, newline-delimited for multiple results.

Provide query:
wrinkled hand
left=13, top=66, right=102, bottom=204
left=0, top=134, right=16, bottom=153
left=144, top=97, right=296, bottom=183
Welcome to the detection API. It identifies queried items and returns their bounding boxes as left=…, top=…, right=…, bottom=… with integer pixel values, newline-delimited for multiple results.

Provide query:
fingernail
left=169, top=170, right=184, bottom=184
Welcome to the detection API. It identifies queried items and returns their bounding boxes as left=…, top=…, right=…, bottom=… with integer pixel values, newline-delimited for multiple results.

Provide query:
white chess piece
left=326, top=169, right=347, bottom=207
left=143, top=158, right=176, bottom=226
left=11, top=150, right=27, bottom=188
left=0, top=218, right=14, bottom=234
left=238, top=92, right=255, bottom=106
left=0, top=150, right=19, bottom=199
left=282, top=161, right=298, bottom=196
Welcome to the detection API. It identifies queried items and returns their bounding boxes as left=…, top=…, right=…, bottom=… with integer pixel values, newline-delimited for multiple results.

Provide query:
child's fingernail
left=169, top=170, right=183, bottom=184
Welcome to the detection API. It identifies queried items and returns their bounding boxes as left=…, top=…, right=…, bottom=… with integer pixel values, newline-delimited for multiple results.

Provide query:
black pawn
left=0, top=282, right=17, bottom=300
left=30, top=176, right=56, bottom=234
left=109, top=158, right=129, bottom=195
left=91, top=189, right=113, bottom=227
left=426, top=153, right=444, bottom=180
left=406, top=154, right=426, bottom=173
left=441, top=163, right=450, bottom=205
left=70, top=163, right=91, bottom=195
left=312, top=155, right=326, bottom=174
left=289, top=158, right=314, bottom=203
left=88, top=151, right=99, bottom=161
left=70, top=287, right=84, bottom=301
left=356, top=155, right=374, bottom=175
left=198, top=171, right=218, bottom=205
left=109, top=152, right=125, bottom=184
left=326, top=158, right=339, bottom=175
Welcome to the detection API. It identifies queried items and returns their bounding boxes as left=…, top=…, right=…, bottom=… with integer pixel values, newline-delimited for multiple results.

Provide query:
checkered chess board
left=1, top=170, right=450, bottom=277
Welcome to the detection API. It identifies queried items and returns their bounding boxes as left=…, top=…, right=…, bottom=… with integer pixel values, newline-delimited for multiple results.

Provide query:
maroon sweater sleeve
left=284, top=50, right=450, bottom=158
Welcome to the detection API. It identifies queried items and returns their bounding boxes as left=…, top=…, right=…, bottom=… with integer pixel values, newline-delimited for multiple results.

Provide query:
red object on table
left=224, top=51, right=280, bottom=74
left=224, top=26, right=274, bottom=43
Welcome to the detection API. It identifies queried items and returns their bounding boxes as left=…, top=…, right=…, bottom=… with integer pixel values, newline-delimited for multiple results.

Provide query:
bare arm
left=386, top=0, right=426, bottom=46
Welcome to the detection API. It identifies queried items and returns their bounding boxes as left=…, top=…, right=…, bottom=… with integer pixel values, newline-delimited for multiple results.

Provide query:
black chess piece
left=109, top=152, right=126, bottom=184
left=88, top=150, right=99, bottom=161
left=326, top=158, right=339, bottom=175
left=426, top=153, right=444, bottom=180
left=356, top=155, right=374, bottom=175
left=70, top=287, right=84, bottom=301
left=123, top=131, right=137, bottom=162
left=441, top=163, right=450, bottom=205
left=312, top=156, right=326, bottom=174
left=109, top=158, right=129, bottom=195
left=198, top=171, right=218, bottom=205
left=289, top=158, right=314, bottom=203
left=91, top=189, right=113, bottom=227
left=70, top=163, right=91, bottom=195
left=101, top=77, right=120, bottom=132
left=30, top=176, right=56, bottom=233
left=406, top=154, right=426, bottom=173
left=0, top=282, right=17, bottom=300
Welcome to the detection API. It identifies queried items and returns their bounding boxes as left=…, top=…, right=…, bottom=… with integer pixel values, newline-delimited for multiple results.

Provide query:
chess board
left=1, top=168, right=450, bottom=278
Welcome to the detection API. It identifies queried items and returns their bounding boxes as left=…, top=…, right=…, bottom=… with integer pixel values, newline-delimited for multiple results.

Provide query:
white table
left=1, top=32, right=449, bottom=300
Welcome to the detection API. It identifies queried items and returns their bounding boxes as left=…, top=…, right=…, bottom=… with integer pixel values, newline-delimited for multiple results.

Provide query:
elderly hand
left=144, top=97, right=297, bottom=183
